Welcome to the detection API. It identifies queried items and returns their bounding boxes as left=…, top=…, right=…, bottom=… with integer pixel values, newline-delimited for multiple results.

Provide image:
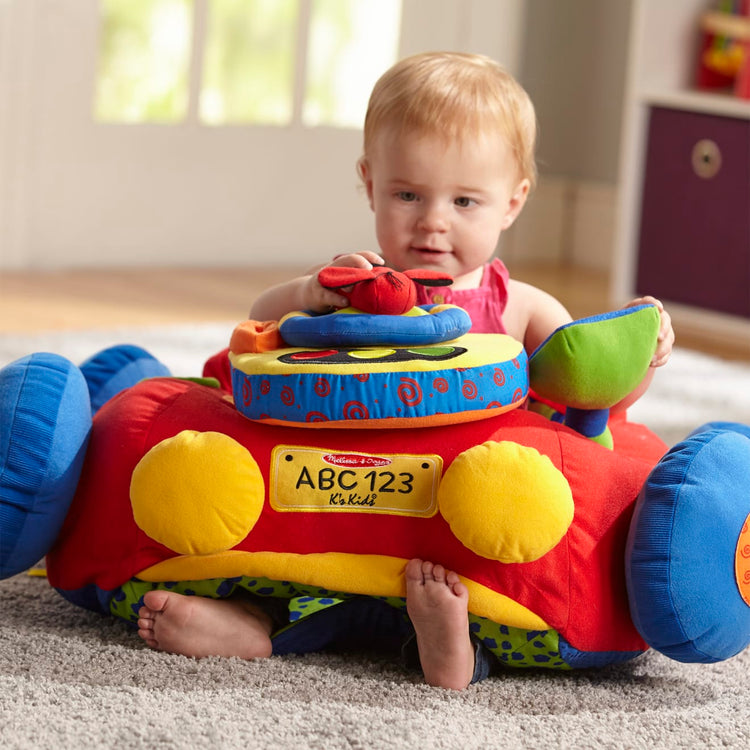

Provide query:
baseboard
left=570, top=181, right=618, bottom=272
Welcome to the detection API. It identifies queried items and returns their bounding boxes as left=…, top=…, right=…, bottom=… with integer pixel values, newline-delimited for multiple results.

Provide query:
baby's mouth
left=411, top=246, right=449, bottom=255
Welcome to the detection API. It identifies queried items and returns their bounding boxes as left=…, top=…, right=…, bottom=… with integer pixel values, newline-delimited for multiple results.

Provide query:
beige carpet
left=1, top=571, right=749, bottom=749
left=1, top=325, right=750, bottom=749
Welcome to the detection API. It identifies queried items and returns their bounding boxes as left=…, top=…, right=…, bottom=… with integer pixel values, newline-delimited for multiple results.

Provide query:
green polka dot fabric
left=468, top=615, right=569, bottom=669
left=287, top=594, right=346, bottom=622
left=110, top=576, right=299, bottom=623
left=110, top=578, right=569, bottom=669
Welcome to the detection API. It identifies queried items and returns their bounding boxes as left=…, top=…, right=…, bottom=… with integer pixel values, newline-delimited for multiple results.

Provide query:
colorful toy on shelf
left=695, top=2, right=750, bottom=99
left=1, top=268, right=749, bottom=671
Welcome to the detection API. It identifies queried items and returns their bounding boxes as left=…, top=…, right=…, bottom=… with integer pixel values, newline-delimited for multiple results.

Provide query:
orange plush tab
left=230, top=320, right=284, bottom=354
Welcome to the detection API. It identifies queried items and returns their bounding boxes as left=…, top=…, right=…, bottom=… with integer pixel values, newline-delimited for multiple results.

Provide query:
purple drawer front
left=636, top=107, right=750, bottom=318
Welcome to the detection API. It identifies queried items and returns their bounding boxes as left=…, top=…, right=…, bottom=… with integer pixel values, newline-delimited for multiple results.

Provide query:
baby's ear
left=501, top=178, right=531, bottom=230
left=357, top=157, right=375, bottom=210
left=403, top=269, right=454, bottom=287
left=318, top=267, right=374, bottom=290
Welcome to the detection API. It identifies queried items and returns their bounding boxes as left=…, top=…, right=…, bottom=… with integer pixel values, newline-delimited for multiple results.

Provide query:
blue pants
left=269, top=597, right=497, bottom=684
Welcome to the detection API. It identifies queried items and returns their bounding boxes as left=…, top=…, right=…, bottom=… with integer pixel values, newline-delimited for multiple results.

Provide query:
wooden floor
left=0, top=266, right=297, bottom=333
left=1, top=262, right=748, bottom=361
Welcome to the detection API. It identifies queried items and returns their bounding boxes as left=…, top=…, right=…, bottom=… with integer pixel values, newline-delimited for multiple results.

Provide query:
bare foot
left=137, top=590, right=273, bottom=659
left=405, top=558, right=474, bottom=690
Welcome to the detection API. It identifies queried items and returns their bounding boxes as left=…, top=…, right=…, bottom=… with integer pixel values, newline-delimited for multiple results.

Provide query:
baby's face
left=361, top=129, right=529, bottom=289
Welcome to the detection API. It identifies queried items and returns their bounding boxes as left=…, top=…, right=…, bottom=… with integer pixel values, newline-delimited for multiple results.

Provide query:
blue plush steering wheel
left=278, top=304, right=472, bottom=348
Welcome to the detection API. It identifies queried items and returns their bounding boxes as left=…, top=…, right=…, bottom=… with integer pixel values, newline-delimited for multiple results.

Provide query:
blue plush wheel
left=279, top=304, right=472, bottom=347
left=80, top=344, right=170, bottom=413
left=0, top=353, right=92, bottom=578
left=626, top=426, right=750, bottom=662
left=688, top=421, right=750, bottom=441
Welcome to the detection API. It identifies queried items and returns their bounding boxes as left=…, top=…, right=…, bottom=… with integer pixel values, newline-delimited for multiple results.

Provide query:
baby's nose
left=417, top=204, right=450, bottom=233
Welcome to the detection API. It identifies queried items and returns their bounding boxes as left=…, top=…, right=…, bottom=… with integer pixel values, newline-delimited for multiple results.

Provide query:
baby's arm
left=503, top=279, right=573, bottom=356
left=250, top=251, right=384, bottom=321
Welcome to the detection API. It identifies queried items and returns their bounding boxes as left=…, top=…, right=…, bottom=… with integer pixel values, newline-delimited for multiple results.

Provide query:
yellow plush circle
left=349, top=348, right=397, bottom=359
left=130, top=430, right=264, bottom=556
left=439, top=441, right=574, bottom=563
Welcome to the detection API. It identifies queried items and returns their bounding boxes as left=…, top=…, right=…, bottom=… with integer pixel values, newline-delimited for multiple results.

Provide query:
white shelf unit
left=613, top=0, right=750, bottom=350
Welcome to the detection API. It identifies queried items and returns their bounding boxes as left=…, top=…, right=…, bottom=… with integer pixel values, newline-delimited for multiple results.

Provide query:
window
left=94, top=0, right=193, bottom=122
left=94, top=0, right=401, bottom=127
left=200, top=0, right=297, bottom=125
left=303, top=0, right=402, bottom=128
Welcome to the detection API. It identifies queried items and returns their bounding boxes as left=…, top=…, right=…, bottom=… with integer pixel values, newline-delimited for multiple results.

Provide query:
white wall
left=0, top=0, right=632, bottom=272
left=520, top=0, right=632, bottom=184
left=0, top=0, right=373, bottom=270
left=505, top=0, right=632, bottom=271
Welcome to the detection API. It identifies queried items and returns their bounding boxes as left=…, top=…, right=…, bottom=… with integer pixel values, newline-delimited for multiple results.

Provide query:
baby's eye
left=454, top=196, right=476, bottom=208
left=397, top=191, right=417, bottom=202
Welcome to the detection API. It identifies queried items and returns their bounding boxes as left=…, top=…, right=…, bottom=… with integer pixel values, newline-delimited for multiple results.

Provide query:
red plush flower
left=318, top=266, right=453, bottom=315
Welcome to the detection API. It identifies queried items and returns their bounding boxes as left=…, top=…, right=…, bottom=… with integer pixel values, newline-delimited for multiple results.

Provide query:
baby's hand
left=624, top=296, right=674, bottom=367
left=327, top=251, right=385, bottom=270
left=303, top=252, right=385, bottom=312
left=300, top=275, right=351, bottom=311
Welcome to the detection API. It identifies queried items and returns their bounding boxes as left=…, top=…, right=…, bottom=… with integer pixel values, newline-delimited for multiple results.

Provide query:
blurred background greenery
left=94, top=0, right=401, bottom=127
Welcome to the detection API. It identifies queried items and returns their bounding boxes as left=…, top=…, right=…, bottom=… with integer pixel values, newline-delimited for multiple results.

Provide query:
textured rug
left=1, top=325, right=750, bottom=749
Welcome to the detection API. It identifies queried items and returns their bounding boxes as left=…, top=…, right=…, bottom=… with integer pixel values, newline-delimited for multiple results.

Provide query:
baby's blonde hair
left=359, top=51, right=537, bottom=189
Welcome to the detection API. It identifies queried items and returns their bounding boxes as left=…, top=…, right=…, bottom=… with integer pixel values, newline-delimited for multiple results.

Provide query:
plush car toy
left=1, top=270, right=749, bottom=670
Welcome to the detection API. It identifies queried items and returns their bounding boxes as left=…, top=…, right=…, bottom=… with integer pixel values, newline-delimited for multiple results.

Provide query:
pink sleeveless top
left=414, top=258, right=510, bottom=334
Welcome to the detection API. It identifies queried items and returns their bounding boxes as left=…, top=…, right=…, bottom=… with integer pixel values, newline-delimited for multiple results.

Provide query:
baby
left=139, top=51, right=674, bottom=690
